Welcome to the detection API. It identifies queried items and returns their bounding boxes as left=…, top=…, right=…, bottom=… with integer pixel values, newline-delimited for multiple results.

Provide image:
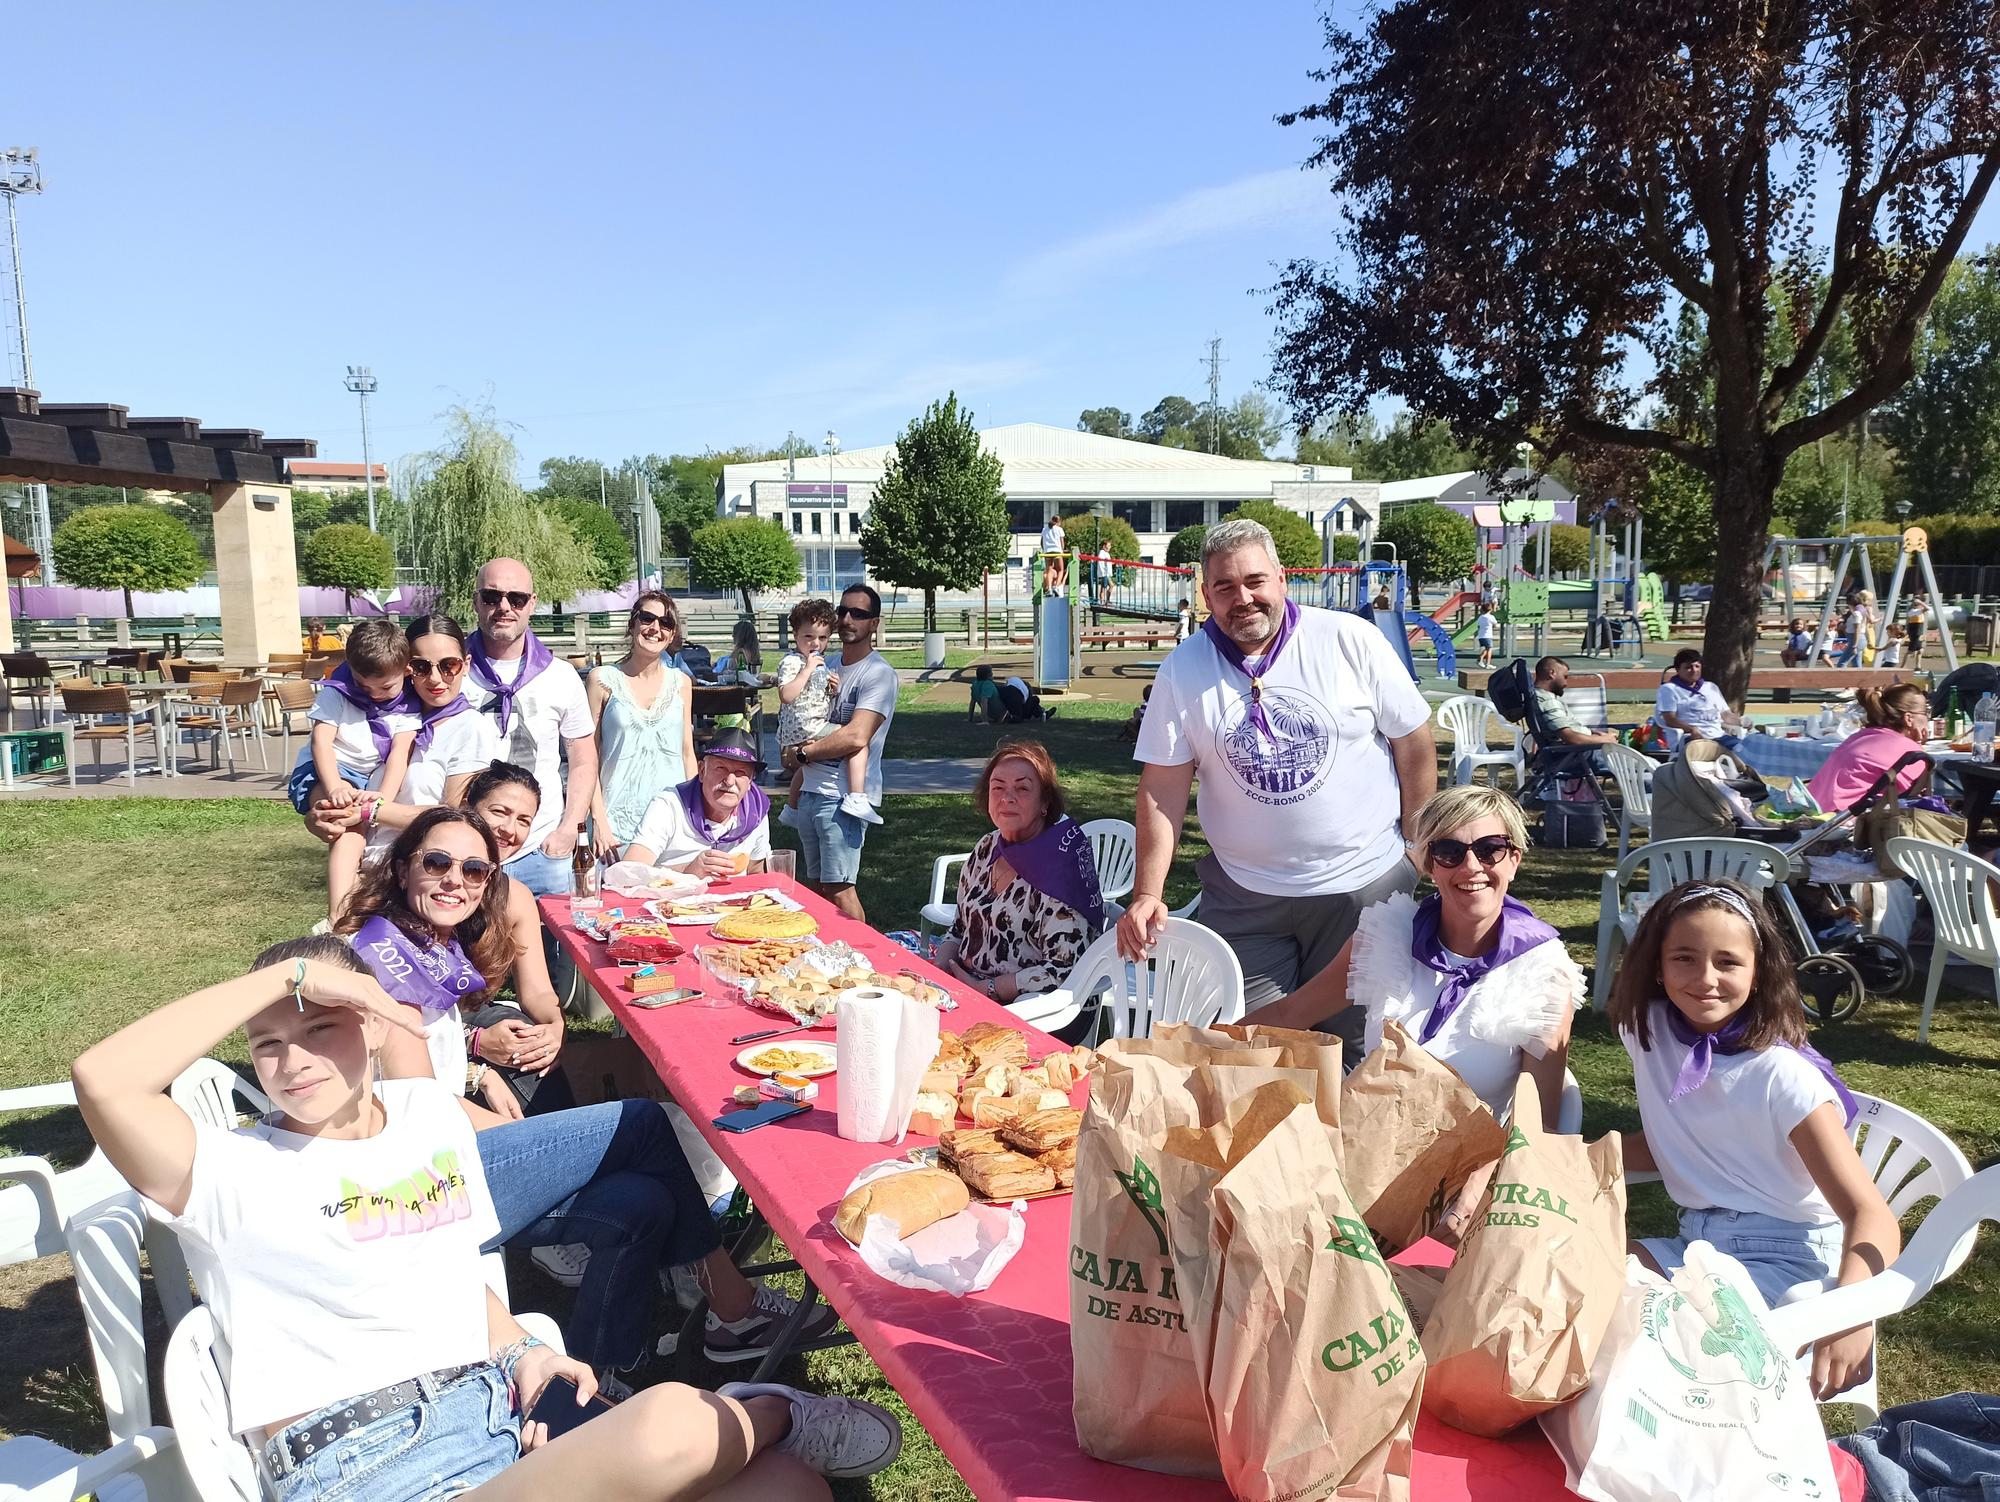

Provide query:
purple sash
left=1407, top=893, right=1559, bottom=1044
left=1660, top=1001, right=1858, bottom=1126
left=1201, top=598, right=1300, bottom=742
left=352, top=915, right=487, bottom=1019
left=412, top=693, right=472, bottom=756
left=996, top=816, right=1106, bottom=934
left=324, top=664, right=418, bottom=761
left=467, top=630, right=554, bottom=736
left=672, top=775, right=770, bottom=849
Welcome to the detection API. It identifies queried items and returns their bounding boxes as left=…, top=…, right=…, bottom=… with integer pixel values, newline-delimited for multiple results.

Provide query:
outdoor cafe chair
left=57, top=680, right=172, bottom=786
left=1436, top=693, right=1525, bottom=790
left=1885, top=836, right=2000, bottom=1043
left=171, top=678, right=267, bottom=774
left=301, top=656, right=332, bottom=681
left=1590, top=836, right=1790, bottom=1008
left=270, top=678, right=319, bottom=767
left=2, top=651, right=57, bottom=727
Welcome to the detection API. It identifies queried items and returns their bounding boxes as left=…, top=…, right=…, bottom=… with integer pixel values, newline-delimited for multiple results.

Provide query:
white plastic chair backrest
left=163, top=1306, right=258, bottom=1502
left=1885, top=837, right=2000, bottom=964
left=928, top=851, right=971, bottom=908
left=64, top=1191, right=154, bottom=1447
left=1079, top=818, right=1138, bottom=905
left=1435, top=694, right=1493, bottom=750
left=1556, top=1069, right=1583, bottom=1136
left=1602, top=743, right=1654, bottom=818
left=1, top=1081, right=125, bottom=1266
left=1849, top=1091, right=1978, bottom=1279
left=168, top=1059, right=271, bottom=1130
left=1621, top=836, right=1789, bottom=901
left=1062, top=919, right=1245, bottom=1039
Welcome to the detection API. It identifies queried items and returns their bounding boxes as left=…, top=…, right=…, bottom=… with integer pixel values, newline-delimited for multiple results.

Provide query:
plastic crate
left=3, top=728, right=67, bottom=779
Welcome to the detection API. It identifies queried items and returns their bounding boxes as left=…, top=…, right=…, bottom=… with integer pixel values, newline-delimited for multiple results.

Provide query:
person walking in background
left=1117, top=518, right=1437, bottom=1063
left=1475, top=604, right=1497, bottom=667
left=1904, top=601, right=1927, bottom=668
left=795, top=584, right=898, bottom=922
left=586, top=591, right=695, bottom=855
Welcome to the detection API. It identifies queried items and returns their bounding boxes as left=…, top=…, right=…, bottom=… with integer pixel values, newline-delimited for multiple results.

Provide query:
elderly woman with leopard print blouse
left=933, top=739, right=1104, bottom=1004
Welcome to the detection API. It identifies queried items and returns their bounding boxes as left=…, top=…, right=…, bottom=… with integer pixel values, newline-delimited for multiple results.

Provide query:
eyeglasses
left=1427, top=835, right=1519, bottom=869
left=416, top=850, right=495, bottom=884
left=835, top=605, right=879, bottom=620
left=409, top=656, right=464, bottom=680
left=478, top=589, right=532, bottom=610
left=632, top=609, right=675, bottom=629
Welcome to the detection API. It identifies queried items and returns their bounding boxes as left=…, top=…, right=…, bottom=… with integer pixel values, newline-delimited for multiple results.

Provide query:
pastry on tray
left=1038, top=1141, right=1077, bottom=1188
left=959, top=1020, right=1030, bottom=1069
left=938, top=1127, right=1007, bottom=1168
left=1001, top=1106, right=1082, bottom=1155
left=957, top=1149, right=1057, bottom=1199
left=971, top=1095, right=1023, bottom=1129
left=907, top=1092, right=954, bottom=1136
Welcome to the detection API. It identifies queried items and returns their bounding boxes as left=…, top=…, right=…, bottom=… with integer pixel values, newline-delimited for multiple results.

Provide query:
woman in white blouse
left=1244, top=783, right=1580, bottom=1131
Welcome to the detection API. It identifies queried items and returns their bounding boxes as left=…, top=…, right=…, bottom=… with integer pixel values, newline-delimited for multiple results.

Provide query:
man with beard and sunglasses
left=792, top=584, right=897, bottom=922
left=462, top=558, right=599, bottom=897
left=1117, top=518, right=1436, bottom=1063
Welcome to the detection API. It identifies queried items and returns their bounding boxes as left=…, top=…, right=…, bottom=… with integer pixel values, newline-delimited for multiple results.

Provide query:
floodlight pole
left=3, top=147, right=53, bottom=583
left=825, top=430, right=839, bottom=598
left=344, top=365, right=380, bottom=532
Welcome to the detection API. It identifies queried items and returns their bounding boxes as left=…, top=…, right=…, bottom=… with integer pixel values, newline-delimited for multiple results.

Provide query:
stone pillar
left=0, top=577, right=14, bottom=654
left=212, top=481, right=301, bottom=665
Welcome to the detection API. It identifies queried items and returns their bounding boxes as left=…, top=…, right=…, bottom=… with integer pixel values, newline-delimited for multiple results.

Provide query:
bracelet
left=494, top=1335, right=545, bottom=1385
left=469, top=1027, right=484, bottom=1061
left=469, top=1063, right=489, bottom=1095
left=291, top=958, right=308, bottom=1013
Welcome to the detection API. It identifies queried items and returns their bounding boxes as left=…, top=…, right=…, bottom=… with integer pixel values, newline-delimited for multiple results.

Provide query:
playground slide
left=1429, top=590, right=1480, bottom=624
left=1367, top=604, right=1420, bottom=681
left=1404, top=613, right=1457, bottom=681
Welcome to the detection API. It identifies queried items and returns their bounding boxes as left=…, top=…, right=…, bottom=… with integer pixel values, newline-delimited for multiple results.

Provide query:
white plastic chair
left=164, top=1304, right=564, bottom=1502
left=1080, top=818, right=1137, bottom=911
left=1556, top=1068, right=1583, bottom=1135
left=1601, top=742, right=1655, bottom=860
left=1765, top=1160, right=1998, bottom=1424
left=0, top=1427, right=185, bottom=1502
left=1590, top=837, right=1791, bottom=1008
left=1032, top=919, right=1247, bottom=1041
left=1885, top=836, right=2000, bottom=1043
left=1, top=1082, right=129, bottom=1265
left=919, top=851, right=970, bottom=941
left=1435, top=695, right=1525, bottom=789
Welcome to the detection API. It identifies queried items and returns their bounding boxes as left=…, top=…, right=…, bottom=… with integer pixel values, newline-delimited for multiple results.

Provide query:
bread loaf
left=834, top=1169, right=970, bottom=1245
left=907, top=1091, right=954, bottom=1136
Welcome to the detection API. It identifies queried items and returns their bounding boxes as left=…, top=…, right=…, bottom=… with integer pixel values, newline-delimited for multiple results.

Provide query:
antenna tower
left=1, top=147, right=53, bottom=579
left=1204, top=334, right=1225, bottom=453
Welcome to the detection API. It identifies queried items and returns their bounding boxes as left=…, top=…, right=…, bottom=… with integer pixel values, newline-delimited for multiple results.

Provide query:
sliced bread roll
left=834, top=1169, right=970, bottom=1245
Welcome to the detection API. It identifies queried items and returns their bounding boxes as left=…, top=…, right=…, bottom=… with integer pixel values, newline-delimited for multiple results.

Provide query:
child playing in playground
left=1781, top=616, right=1813, bottom=667
left=1118, top=684, right=1151, bottom=743
left=776, top=597, right=879, bottom=828
left=290, top=617, right=420, bottom=918
left=968, top=664, right=1003, bottom=723
left=1475, top=604, right=1497, bottom=667
left=1608, top=880, right=1898, bottom=1399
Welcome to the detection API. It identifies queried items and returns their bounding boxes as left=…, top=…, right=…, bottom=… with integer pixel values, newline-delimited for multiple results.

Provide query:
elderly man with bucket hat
left=624, top=727, right=775, bottom=877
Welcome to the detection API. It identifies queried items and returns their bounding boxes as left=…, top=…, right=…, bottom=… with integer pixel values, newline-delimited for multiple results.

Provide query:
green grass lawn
left=3, top=683, right=1997, bottom=1491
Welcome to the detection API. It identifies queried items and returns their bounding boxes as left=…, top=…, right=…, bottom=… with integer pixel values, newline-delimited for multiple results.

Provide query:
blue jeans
left=1836, top=1391, right=2000, bottom=1502
left=266, top=1364, right=518, bottom=1502
left=504, top=848, right=571, bottom=898
left=1641, top=1205, right=1844, bottom=1307
left=477, top=1100, right=720, bottom=1371
left=798, top=790, right=867, bottom=885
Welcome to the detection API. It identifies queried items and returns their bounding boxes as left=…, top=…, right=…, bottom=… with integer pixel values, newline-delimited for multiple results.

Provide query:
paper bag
left=1339, top=1020, right=1508, bottom=1253
left=1160, top=1078, right=1422, bottom=1501
left=1421, top=1075, right=1626, bottom=1436
left=1157, top=1020, right=1346, bottom=1134
left=1540, top=1245, right=1841, bottom=1502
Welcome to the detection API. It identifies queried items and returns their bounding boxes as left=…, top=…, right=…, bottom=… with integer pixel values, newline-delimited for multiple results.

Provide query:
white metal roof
left=1375, top=471, right=1477, bottom=505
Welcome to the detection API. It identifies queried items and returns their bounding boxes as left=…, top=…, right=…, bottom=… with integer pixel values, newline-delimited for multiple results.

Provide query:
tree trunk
left=1700, top=447, right=1780, bottom=707
left=924, top=588, right=938, bottom=634
left=122, top=584, right=134, bottom=622
left=740, top=587, right=754, bottom=613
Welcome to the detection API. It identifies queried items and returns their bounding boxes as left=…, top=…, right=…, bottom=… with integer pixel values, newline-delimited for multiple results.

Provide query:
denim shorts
left=264, top=1364, right=519, bottom=1502
left=288, top=761, right=371, bottom=815
left=503, top=848, right=571, bottom=899
left=798, top=790, right=868, bottom=885
left=1642, top=1206, right=1845, bottom=1307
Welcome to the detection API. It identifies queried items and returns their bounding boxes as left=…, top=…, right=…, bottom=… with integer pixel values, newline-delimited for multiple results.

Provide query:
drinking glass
left=767, top=849, right=798, bottom=883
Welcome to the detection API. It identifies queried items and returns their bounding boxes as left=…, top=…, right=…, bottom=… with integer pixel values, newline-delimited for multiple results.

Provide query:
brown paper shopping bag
left=1339, top=1020, right=1508, bottom=1253
left=1421, top=1074, right=1627, bottom=1436
left=1158, top=1020, right=1347, bottom=1135
left=1160, top=1077, right=1422, bottom=1502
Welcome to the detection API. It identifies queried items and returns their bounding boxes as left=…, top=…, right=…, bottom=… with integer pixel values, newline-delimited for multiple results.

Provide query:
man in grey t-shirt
left=796, top=583, right=897, bottom=921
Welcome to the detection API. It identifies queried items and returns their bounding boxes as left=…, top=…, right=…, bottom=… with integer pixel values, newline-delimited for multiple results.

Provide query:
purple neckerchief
left=351, top=915, right=487, bottom=1019
left=411, top=693, right=472, bottom=756
left=325, top=664, right=420, bottom=761
left=1408, top=892, right=1558, bottom=1044
left=1659, top=1001, right=1858, bottom=1126
left=996, top=816, right=1106, bottom=934
left=467, top=630, right=554, bottom=736
left=1201, top=598, right=1301, bottom=742
left=672, top=775, right=771, bottom=849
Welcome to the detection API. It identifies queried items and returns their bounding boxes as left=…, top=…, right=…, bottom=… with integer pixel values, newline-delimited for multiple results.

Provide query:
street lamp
left=2, top=147, right=53, bottom=581
left=343, top=365, right=380, bottom=532
left=824, top=429, right=839, bottom=596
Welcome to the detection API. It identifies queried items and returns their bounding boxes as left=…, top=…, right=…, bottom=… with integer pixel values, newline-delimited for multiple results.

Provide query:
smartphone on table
left=714, top=1099, right=811, bottom=1133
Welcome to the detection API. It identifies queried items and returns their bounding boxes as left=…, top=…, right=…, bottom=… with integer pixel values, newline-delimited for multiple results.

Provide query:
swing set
left=1762, top=529, right=1958, bottom=673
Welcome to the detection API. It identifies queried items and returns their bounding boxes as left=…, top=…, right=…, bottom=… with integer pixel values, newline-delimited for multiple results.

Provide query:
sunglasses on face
left=416, top=850, right=494, bottom=884
left=409, top=656, right=464, bottom=680
left=835, top=605, right=878, bottom=620
left=478, top=589, right=533, bottom=610
left=632, top=609, right=675, bottom=630
left=1428, top=835, right=1519, bottom=869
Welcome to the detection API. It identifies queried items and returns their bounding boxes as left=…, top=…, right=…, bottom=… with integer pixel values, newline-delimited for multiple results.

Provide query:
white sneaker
left=530, top=1243, right=591, bottom=1288
left=777, top=803, right=801, bottom=829
left=838, top=792, right=883, bottom=826
left=594, top=1365, right=637, bottom=1403
left=659, top=1261, right=707, bottom=1309
left=703, top=1281, right=841, bottom=1363
left=716, top=1382, right=902, bottom=1479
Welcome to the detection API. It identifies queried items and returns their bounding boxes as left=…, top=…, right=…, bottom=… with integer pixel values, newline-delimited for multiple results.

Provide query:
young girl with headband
left=1608, top=880, right=1900, bottom=1399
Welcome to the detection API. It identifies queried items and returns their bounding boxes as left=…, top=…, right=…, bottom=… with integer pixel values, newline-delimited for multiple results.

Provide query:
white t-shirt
left=145, top=1078, right=500, bottom=1436
left=1134, top=606, right=1432, bottom=896
left=801, top=649, right=897, bottom=805
left=364, top=709, right=502, bottom=858
left=629, top=789, right=774, bottom=870
left=1039, top=523, right=1061, bottom=554
left=1475, top=612, right=1497, bottom=642
left=461, top=647, right=593, bottom=859
left=296, top=684, right=422, bottom=780
left=1346, top=893, right=1580, bottom=1121
left=1655, top=678, right=1732, bottom=740
left=1622, top=1012, right=1839, bottom=1225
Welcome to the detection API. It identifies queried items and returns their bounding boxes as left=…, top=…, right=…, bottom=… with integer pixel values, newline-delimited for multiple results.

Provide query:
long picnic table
left=540, top=878, right=1584, bottom=1501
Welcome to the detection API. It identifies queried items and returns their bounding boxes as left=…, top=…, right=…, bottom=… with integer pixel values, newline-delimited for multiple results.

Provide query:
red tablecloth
left=541, top=880, right=1857, bottom=1502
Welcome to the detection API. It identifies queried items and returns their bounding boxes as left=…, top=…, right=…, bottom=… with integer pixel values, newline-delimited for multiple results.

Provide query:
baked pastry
left=1013, top=1088, right=1070, bottom=1114
left=713, top=908, right=818, bottom=941
left=1039, top=1052, right=1081, bottom=1090
left=1002, top=1106, right=1083, bottom=1155
left=957, top=1149, right=1056, bottom=1199
left=957, top=1087, right=993, bottom=1121
left=960, top=1021, right=1030, bottom=1069
left=834, top=1169, right=969, bottom=1244
left=919, top=1069, right=964, bottom=1097
left=1038, top=1141, right=1077, bottom=1188
left=907, top=1092, right=954, bottom=1136
left=938, top=1127, right=1007, bottom=1168
left=971, top=1095, right=1022, bottom=1129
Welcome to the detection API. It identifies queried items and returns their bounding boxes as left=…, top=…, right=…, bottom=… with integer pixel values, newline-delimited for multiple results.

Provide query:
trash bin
left=1968, top=614, right=1996, bottom=652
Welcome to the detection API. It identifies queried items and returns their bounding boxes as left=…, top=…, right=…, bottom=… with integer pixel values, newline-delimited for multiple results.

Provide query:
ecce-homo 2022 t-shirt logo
left=1217, top=686, right=1334, bottom=805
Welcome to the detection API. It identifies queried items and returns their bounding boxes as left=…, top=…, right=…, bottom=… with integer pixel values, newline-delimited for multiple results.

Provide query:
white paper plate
left=649, top=890, right=806, bottom=926
left=735, top=1041, right=838, bottom=1078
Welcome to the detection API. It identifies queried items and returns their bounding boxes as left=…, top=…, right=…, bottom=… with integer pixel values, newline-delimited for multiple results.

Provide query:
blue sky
left=10, top=2, right=1347, bottom=474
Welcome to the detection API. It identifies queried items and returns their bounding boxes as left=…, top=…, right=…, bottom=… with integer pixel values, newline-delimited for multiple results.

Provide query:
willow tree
left=1269, top=0, right=2000, bottom=701
left=402, top=404, right=597, bottom=621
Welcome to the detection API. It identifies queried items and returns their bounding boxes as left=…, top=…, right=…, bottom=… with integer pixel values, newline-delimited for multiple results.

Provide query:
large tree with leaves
left=1270, top=0, right=2000, bottom=701
left=300, top=523, right=395, bottom=611
left=859, top=393, right=1009, bottom=632
left=51, top=504, right=204, bottom=620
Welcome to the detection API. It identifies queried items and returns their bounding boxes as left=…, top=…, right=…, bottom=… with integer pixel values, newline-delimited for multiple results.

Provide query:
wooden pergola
left=0, top=386, right=318, bottom=661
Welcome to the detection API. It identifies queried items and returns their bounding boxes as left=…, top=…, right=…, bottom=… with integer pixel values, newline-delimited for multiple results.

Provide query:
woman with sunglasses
left=1243, top=784, right=1581, bottom=1132
left=589, top=591, right=697, bottom=854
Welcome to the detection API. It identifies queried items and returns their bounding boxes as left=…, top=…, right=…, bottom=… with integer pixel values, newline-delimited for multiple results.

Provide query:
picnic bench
left=1457, top=665, right=1929, bottom=702
left=1078, top=624, right=1181, bottom=651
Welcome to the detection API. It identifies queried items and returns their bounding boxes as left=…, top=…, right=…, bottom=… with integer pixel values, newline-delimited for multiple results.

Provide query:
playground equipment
left=1763, top=530, right=1958, bottom=673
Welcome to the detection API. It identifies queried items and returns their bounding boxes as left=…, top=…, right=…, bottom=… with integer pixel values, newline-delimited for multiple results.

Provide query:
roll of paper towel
left=835, top=985, right=941, bottom=1144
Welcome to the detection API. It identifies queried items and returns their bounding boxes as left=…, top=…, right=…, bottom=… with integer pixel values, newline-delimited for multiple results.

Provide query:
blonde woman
left=588, top=592, right=697, bottom=853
